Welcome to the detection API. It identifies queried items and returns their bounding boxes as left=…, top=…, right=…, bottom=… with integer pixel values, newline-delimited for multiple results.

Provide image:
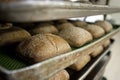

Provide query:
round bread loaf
left=103, top=39, right=110, bottom=48
left=71, top=20, right=88, bottom=27
left=29, top=23, right=58, bottom=35
left=46, top=70, right=69, bottom=80
left=94, top=20, right=113, bottom=32
left=58, top=23, right=93, bottom=47
left=70, top=55, right=91, bottom=71
left=0, top=27, right=31, bottom=46
left=82, top=24, right=105, bottom=38
left=91, top=46, right=104, bottom=57
left=17, top=33, right=71, bottom=63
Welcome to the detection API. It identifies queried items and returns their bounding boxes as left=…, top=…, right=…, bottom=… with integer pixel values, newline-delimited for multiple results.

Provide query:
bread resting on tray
left=0, top=27, right=31, bottom=46
left=17, top=33, right=71, bottom=63
left=94, top=20, right=113, bottom=33
left=70, top=55, right=91, bottom=71
left=46, top=70, right=69, bottom=80
left=57, top=22, right=93, bottom=47
left=91, top=46, right=104, bottom=57
left=29, top=22, right=58, bottom=35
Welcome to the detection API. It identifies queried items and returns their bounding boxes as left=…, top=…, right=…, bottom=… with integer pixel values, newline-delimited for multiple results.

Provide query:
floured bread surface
left=70, top=55, right=91, bottom=71
left=103, top=39, right=110, bottom=48
left=17, top=33, right=71, bottom=63
left=94, top=20, right=113, bottom=32
left=46, top=70, right=69, bottom=80
left=58, top=23, right=93, bottom=47
left=82, top=24, right=105, bottom=38
left=29, top=23, right=58, bottom=35
left=0, top=27, right=31, bottom=46
left=91, top=46, right=104, bottom=57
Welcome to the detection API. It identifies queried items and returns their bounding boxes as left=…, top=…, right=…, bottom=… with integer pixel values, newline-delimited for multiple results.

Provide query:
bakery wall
left=107, top=0, right=120, bottom=25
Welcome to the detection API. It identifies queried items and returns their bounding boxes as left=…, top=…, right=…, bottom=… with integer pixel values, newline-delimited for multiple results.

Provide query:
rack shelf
left=0, top=26, right=119, bottom=80
left=0, top=1, right=120, bottom=22
left=68, top=49, right=112, bottom=80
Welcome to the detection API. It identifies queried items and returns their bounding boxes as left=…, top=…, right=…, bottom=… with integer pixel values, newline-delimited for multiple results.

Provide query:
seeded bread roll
left=17, top=33, right=71, bottom=63
left=94, top=20, right=113, bottom=32
left=70, top=55, right=91, bottom=71
left=46, top=70, right=69, bottom=80
left=57, top=23, right=93, bottom=47
left=29, top=23, right=58, bottom=35
left=91, top=46, right=104, bottom=57
left=82, top=24, right=105, bottom=38
left=103, top=39, right=110, bottom=48
left=71, top=20, right=88, bottom=27
left=0, top=27, right=31, bottom=46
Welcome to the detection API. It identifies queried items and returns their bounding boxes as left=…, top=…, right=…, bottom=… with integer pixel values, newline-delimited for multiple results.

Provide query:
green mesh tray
left=0, top=47, right=30, bottom=70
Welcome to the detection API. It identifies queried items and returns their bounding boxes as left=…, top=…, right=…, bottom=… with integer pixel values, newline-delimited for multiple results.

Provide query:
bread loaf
left=94, top=20, right=113, bottom=32
left=29, top=23, right=58, bottom=35
left=55, top=19, right=68, bottom=24
left=71, top=20, right=88, bottom=27
left=82, top=24, right=105, bottom=38
left=0, top=27, right=31, bottom=46
left=17, top=33, right=71, bottom=63
left=55, top=22, right=71, bottom=31
left=70, top=55, right=91, bottom=71
left=57, top=23, right=93, bottom=47
left=103, top=39, right=110, bottom=48
left=46, top=70, right=69, bottom=80
left=91, top=46, right=104, bottom=57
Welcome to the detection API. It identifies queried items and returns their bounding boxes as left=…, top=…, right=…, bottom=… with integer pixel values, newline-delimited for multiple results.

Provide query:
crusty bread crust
left=82, top=24, right=105, bottom=38
left=103, top=39, right=110, bottom=48
left=70, top=55, right=91, bottom=71
left=29, top=23, right=58, bottom=35
left=0, top=27, right=31, bottom=46
left=91, top=46, right=104, bottom=57
left=58, top=23, right=93, bottom=47
left=95, top=20, right=113, bottom=33
left=17, top=33, right=71, bottom=63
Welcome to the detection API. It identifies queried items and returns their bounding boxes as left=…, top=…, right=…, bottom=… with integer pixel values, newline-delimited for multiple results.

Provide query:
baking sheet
left=0, top=26, right=119, bottom=80
left=0, top=1, right=120, bottom=22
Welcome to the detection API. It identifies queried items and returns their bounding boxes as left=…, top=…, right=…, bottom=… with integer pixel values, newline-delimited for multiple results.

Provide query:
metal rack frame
left=0, top=1, right=120, bottom=22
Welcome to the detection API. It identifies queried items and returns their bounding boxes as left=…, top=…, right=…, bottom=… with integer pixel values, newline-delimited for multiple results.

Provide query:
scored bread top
left=17, top=33, right=71, bottom=63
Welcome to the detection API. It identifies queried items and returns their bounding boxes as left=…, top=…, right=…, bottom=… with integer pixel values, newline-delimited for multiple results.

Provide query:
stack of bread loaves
left=54, top=20, right=93, bottom=71
left=90, top=20, right=113, bottom=57
left=0, top=20, right=113, bottom=78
